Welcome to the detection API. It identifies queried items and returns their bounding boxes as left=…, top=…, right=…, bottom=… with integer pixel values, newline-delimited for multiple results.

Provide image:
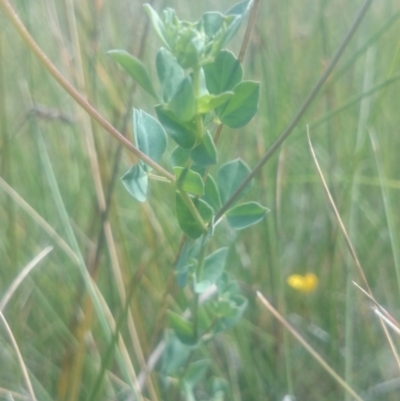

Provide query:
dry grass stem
left=256, top=292, right=364, bottom=401
left=0, top=312, right=38, bottom=401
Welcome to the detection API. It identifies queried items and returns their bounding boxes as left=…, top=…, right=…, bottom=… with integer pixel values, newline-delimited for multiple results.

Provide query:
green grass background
left=1, top=0, right=400, bottom=400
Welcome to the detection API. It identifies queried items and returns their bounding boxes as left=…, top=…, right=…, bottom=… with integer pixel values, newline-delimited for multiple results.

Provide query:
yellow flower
left=287, top=273, right=318, bottom=293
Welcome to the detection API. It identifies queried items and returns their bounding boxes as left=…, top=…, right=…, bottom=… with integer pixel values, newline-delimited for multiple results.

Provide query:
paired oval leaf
left=156, top=47, right=185, bottom=102
left=202, top=175, right=221, bottom=211
left=194, top=247, right=228, bottom=293
left=226, top=201, right=269, bottom=229
left=167, top=310, right=196, bottom=345
left=221, top=0, right=253, bottom=48
left=176, top=192, right=213, bottom=239
left=174, top=167, right=204, bottom=196
left=203, top=50, right=243, bottom=95
left=121, top=164, right=148, bottom=202
left=143, top=3, right=170, bottom=49
left=217, top=81, right=260, bottom=128
left=191, top=131, right=217, bottom=166
left=168, top=76, right=195, bottom=121
left=156, top=105, right=197, bottom=149
left=133, top=109, right=167, bottom=171
left=216, top=158, right=251, bottom=205
left=108, top=50, right=158, bottom=99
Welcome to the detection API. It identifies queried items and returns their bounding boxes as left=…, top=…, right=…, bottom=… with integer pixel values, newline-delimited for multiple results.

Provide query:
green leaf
left=108, top=50, right=158, bottom=99
left=176, top=192, right=213, bottom=239
left=196, top=92, right=234, bottom=114
left=143, top=4, right=170, bottom=49
left=173, top=167, right=204, bottom=196
left=175, top=239, right=200, bottom=288
left=214, top=294, right=247, bottom=333
left=226, top=0, right=253, bottom=15
left=226, top=202, right=269, bottom=230
left=133, top=109, right=167, bottom=171
left=217, top=81, right=260, bottom=128
left=191, top=131, right=217, bottom=166
left=203, top=50, right=243, bottom=95
left=202, top=12, right=224, bottom=37
left=184, top=360, right=210, bottom=388
left=160, top=332, right=191, bottom=375
left=216, top=158, right=251, bottom=205
left=194, top=248, right=228, bottom=293
left=170, top=146, right=191, bottom=167
left=156, top=105, right=197, bottom=149
left=168, top=76, right=196, bottom=121
left=156, top=47, right=185, bottom=102
left=202, top=175, right=221, bottom=211
left=121, top=164, right=148, bottom=202
left=167, top=310, right=196, bottom=345
left=222, top=0, right=253, bottom=47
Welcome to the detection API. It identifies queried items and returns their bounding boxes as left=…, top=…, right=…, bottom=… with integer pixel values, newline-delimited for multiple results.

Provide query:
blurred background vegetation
left=1, top=0, right=400, bottom=400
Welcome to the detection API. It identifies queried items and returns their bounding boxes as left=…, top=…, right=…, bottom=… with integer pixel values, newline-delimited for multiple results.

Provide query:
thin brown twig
left=215, top=0, right=374, bottom=220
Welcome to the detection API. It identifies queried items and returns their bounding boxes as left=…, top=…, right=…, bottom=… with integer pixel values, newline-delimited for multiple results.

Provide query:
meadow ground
left=1, top=0, right=400, bottom=400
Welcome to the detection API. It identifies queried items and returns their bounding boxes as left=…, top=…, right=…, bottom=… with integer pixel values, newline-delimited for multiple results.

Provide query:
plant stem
left=179, top=190, right=208, bottom=234
left=0, top=0, right=175, bottom=183
left=193, top=66, right=204, bottom=142
left=215, top=0, right=374, bottom=221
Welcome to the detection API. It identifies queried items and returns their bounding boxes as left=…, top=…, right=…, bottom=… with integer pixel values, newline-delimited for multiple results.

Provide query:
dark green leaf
left=121, top=164, right=148, bottom=202
left=133, top=109, right=167, bottom=171
left=168, top=76, right=196, bottom=121
left=156, top=105, right=197, bottom=149
left=176, top=192, right=213, bottom=239
left=167, top=310, right=196, bottom=345
left=226, top=201, right=269, bottom=229
left=203, top=50, right=243, bottom=95
left=108, top=50, right=158, bottom=99
left=216, top=158, right=251, bottom=205
left=218, top=81, right=260, bottom=128
left=191, top=131, right=217, bottom=166
left=170, top=146, right=191, bottom=167
left=156, top=47, right=185, bottom=102
left=194, top=248, right=228, bottom=293
left=202, top=175, right=221, bottom=211
left=174, top=167, right=204, bottom=196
